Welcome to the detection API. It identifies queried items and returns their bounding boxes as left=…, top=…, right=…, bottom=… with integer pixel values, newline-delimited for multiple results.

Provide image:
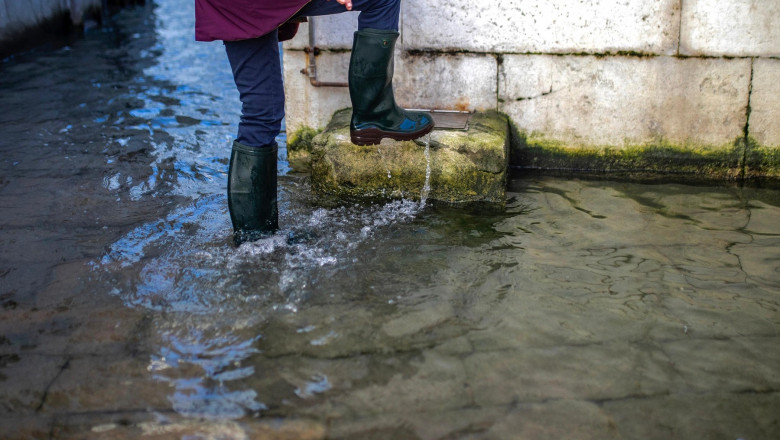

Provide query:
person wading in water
left=195, top=0, right=434, bottom=244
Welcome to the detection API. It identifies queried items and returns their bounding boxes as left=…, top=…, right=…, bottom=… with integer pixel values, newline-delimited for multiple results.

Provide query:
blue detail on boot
left=400, top=118, right=416, bottom=131
left=420, top=116, right=429, bottom=126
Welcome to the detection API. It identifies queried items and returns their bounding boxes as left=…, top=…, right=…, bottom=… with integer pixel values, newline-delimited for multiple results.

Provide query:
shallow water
left=1, top=1, right=779, bottom=439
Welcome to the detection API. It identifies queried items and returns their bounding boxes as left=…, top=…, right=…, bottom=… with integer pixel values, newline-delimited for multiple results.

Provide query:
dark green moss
left=744, top=136, right=780, bottom=182
left=309, top=109, right=780, bottom=192
left=311, top=110, right=509, bottom=204
left=286, top=126, right=322, bottom=173
left=287, top=126, right=321, bottom=154
left=510, top=130, right=748, bottom=181
left=324, top=108, right=353, bottom=131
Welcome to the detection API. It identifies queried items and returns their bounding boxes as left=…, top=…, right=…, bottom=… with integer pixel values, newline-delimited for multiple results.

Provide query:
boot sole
left=351, top=124, right=434, bottom=146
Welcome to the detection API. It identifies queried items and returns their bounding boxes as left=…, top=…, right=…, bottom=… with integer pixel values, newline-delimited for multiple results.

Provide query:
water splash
left=97, top=193, right=427, bottom=313
left=377, top=145, right=392, bottom=179
left=420, top=134, right=432, bottom=206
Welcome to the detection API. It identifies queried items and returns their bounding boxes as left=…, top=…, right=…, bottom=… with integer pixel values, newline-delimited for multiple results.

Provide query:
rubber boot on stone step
left=349, top=28, right=434, bottom=146
left=227, top=140, right=278, bottom=244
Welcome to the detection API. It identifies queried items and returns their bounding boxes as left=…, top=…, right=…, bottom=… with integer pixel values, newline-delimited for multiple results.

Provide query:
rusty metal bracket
left=300, top=18, right=349, bottom=88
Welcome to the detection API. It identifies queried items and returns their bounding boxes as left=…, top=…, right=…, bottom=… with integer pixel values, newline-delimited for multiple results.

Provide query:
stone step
left=308, top=109, right=509, bottom=204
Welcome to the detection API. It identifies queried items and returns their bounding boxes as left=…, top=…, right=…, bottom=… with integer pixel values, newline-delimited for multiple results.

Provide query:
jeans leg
left=293, top=0, right=400, bottom=31
left=224, top=31, right=284, bottom=148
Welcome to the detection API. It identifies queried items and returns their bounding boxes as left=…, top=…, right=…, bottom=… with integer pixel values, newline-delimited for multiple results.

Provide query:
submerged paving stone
left=487, top=400, right=621, bottom=440
left=3, top=1, right=780, bottom=438
left=310, top=109, right=509, bottom=204
left=0, top=354, right=66, bottom=415
left=462, top=342, right=675, bottom=406
left=602, top=393, right=780, bottom=440
left=41, top=356, right=172, bottom=414
left=0, top=415, right=51, bottom=440
left=47, top=415, right=326, bottom=440
left=326, top=407, right=502, bottom=440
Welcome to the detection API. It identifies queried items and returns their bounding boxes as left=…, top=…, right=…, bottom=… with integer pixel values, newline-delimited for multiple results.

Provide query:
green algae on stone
left=287, top=126, right=321, bottom=173
left=744, top=136, right=780, bottom=181
left=311, top=109, right=509, bottom=204
left=510, top=127, right=747, bottom=181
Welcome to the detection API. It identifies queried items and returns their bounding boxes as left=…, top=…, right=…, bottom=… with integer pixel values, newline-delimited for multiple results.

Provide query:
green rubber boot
left=349, top=28, right=434, bottom=146
left=227, top=140, right=278, bottom=244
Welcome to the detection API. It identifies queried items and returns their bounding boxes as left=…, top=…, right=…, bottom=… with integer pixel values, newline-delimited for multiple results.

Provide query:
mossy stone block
left=744, top=137, right=780, bottom=181
left=310, top=109, right=509, bottom=204
left=510, top=123, right=748, bottom=182
left=286, top=126, right=320, bottom=173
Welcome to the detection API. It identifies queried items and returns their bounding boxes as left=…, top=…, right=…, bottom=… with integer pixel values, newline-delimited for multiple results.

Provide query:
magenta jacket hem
left=195, top=0, right=311, bottom=42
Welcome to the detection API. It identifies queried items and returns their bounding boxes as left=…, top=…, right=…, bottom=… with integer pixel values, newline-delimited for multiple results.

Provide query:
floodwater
left=1, top=1, right=779, bottom=439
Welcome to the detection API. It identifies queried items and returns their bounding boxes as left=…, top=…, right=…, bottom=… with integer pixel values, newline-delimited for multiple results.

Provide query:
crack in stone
left=36, top=357, right=70, bottom=413
left=47, top=408, right=178, bottom=417
left=649, top=338, right=688, bottom=387
left=740, top=58, right=755, bottom=182
left=258, top=332, right=780, bottom=365
left=726, top=191, right=754, bottom=287
left=731, top=388, right=780, bottom=396
left=677, top=0, right=685, bottom=56
left=588, top=390, right=673, bottom=406
left=514, top=85, right=555, bottom=102
left=261, top=342, right=434, bottom=361
left=461, top=332, right=780, bottom=357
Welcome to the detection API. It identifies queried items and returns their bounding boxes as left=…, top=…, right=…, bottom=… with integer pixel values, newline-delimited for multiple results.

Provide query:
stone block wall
left=283, top=0, right=780, bottom=176
left=0, top=0, right=102, bottom=58
left=0, top=0, right=101, bottom=34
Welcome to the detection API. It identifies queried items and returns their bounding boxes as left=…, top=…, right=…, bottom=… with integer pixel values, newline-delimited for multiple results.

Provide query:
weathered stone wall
left=0, top=0, right=102, bottom=58
left=283, top=0, right=780, bottom=177
left=0, top=0, right=101, bottom=34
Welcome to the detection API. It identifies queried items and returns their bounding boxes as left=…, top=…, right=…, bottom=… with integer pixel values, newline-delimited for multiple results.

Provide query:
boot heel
left=351, top=129, right=383, bottom=146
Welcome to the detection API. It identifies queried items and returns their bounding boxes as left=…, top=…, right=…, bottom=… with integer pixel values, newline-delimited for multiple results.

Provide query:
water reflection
left=91, top=2, right=443, bottom=415
left=1, top=0, right=778, bottom=436
left=148, top=322, right=266, bottom=419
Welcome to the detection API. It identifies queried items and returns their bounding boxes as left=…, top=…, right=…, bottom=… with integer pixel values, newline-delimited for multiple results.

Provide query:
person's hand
left=329, top=0, right=353, bottom=11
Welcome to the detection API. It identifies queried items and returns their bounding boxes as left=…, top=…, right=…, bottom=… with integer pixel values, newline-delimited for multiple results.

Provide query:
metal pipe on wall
left=300, top=17, right=348, bottom=88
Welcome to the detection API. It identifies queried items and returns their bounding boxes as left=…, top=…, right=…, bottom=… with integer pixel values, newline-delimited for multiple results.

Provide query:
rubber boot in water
left=227, top=140, right=278, bottom=244
left=349, top=29, right=434, bottom=146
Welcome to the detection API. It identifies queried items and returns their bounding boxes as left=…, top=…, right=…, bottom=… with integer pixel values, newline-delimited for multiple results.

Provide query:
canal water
left=1, top=1, right=778, bottom=439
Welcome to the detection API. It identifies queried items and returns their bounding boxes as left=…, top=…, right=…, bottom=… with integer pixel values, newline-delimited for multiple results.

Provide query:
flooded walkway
left=1, top=2, right=779, bottom=439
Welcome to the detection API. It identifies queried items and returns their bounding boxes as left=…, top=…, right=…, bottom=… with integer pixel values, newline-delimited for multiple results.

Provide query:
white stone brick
left=499, top=55, right=751, bottom=147
left=395, top=53, right=497, bottom=111
left=681, top=0, right=780, bottom=57
left=401, top=0, right=680, bottom=55
left=282, top=50, right=351, bottom=134
left=284, top=13, right=359, bottom=50
left=750, top=59, right=780, bottom=147
left=283, top=49, right=498, bottom=133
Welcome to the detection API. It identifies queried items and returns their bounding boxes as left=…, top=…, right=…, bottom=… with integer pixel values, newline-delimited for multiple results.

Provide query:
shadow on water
left=0, top=0, right=779, bottom=438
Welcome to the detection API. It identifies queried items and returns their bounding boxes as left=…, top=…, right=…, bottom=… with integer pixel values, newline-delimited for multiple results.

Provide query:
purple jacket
left=195, top=0, right=311, bottom=42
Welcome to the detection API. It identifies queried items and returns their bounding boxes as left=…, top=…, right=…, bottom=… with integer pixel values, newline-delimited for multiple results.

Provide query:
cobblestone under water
left=1, top=1, right=779, bottom=439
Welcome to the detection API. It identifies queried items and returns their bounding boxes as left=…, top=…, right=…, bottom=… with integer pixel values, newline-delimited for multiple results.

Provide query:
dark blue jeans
left=224, top=0, right=401, bottom=148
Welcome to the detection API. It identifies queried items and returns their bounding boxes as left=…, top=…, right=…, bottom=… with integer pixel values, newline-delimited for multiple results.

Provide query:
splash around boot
left=196, top=0, right=433, bottom=244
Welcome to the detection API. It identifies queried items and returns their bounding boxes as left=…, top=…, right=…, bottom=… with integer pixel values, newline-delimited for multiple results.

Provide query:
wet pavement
left=1, top=1, right=779, bottom=439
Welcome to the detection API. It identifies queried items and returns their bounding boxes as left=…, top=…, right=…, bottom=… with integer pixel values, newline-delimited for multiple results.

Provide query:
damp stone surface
left=0, top=1, right=779, bottom=439
left=310, top=109, right=509, bottom=204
